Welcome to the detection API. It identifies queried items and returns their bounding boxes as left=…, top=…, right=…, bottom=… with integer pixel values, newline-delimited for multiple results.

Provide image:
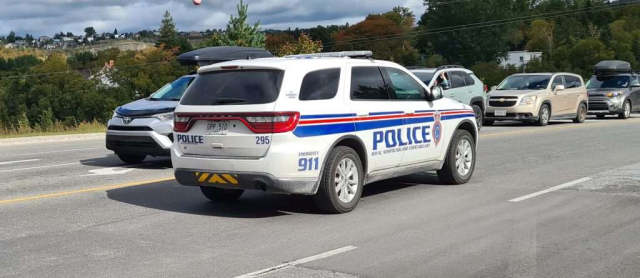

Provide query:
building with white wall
left=500, top=51, right=542, bottom=68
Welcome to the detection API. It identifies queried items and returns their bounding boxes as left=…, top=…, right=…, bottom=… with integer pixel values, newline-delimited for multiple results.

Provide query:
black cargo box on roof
left=594, top=60, right=632, bottom=74
left=178, top=46, right=273, bottom=66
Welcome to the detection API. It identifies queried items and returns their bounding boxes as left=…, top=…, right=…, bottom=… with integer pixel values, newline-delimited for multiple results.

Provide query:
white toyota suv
left=172, top=51, right=478, bottom=213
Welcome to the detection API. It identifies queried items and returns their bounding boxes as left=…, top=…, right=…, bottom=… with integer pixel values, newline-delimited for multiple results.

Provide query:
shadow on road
left=106, top=172, right=446, bottom=217
left=80, top=155, right=172, bottom=169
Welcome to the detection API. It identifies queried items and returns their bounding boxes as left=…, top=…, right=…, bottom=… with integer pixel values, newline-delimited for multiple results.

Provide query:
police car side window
left=450, top=71, right=467, bottom=88
left=299, top=68, right=341, bottom=101
left=351, top=67, right=390, bottom=100
left=383, top=67, right=425, bottom=100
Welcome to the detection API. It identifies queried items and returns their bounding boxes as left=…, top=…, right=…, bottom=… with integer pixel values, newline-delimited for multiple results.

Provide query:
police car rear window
left=300, top=68, right=341, bottom=101
left=180, top=70, right=284, bottom=106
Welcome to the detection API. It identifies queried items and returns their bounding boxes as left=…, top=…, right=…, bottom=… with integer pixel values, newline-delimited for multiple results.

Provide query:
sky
left=0, top=0, right=424, bottom=37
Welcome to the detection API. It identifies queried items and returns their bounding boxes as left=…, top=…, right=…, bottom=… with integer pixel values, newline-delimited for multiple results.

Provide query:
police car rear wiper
left=214, top=98, right=248, bottom=105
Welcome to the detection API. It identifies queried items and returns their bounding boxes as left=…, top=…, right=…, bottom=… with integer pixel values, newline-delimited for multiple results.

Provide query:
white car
left=172, top=51, right=478, bottom=213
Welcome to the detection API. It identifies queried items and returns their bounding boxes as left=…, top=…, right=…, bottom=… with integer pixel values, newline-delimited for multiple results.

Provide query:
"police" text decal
left=177, top=134, right=204, bottom=144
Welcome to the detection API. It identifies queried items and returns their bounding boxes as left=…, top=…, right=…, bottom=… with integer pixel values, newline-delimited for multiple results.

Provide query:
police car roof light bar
left=285, top=51, right=373, bottom=59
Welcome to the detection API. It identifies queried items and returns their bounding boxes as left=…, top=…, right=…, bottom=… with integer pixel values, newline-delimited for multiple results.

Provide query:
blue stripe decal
left=300, top=113, right=356, bottom=119
left=415, top=110, right=435, bottom=113
left=293, top=122, right=356, bottom=137
left=442, top=114, right=475, bottom=120
left=368, top=111, right=404, bottom=116
left=293, top=113, right=473, bottom=138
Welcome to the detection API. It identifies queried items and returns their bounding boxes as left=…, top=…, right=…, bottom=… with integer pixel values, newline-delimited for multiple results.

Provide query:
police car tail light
left=174, top=115, right=192, bottom=132
left=244, top=112, right=300, bottom=133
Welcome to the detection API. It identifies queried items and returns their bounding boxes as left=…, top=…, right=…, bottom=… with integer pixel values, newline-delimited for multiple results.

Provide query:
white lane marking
left=82, top=167, right=136, bottom=176
left=0, top=162, right=80, bottom=173
left=10, top=147, right=102, bottom=156
left=509, top=177, right=591, bottom=203
left=234, top=246, right=357, bottom=278
left=0, top=159, right=41, bottom=165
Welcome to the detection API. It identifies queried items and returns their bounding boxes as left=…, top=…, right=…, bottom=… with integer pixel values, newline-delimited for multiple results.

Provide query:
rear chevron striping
left=209, top=174, right=228, bottom=184
left=198, top=173, right=210, bottom=182
left=222, top=174, right=239, bottom=185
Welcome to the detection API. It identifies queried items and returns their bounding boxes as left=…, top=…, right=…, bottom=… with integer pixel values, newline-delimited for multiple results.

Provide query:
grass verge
left=0, top=120, right=106, bottom=139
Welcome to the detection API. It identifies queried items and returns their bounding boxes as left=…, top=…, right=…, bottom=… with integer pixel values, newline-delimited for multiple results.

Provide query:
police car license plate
left=495, top=110, right=507, bottom=116
left=207, top=120, right=229, bottom=134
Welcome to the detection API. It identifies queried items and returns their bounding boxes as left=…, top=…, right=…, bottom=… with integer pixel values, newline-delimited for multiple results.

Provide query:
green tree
left=570, top=39, right=614, bottom=76
left=157, top=10, right=179, bottom=50
left=526, top=20, right=555, bottom=57
left=7, top=31, right=16, bottom=43
left=418, top=0, right=516, bottom=66
left=220, top=0, right=266, bottom=47
left=84, top=27, right=96, bottom=38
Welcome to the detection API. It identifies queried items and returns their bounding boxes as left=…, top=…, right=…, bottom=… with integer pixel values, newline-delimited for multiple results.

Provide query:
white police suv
left=172, top=51, right=478, bottom=213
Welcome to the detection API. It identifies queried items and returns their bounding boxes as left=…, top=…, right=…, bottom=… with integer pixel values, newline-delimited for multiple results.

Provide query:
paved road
left=2, top=116, right=640, bottom=278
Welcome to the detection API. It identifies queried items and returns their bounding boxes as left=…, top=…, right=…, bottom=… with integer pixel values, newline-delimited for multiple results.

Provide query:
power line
left=322, top=0, right=635, bottom=48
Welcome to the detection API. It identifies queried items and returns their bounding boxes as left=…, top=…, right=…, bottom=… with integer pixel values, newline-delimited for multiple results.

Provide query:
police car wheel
left=618, top=100, right=631, bottom=119
left=573, top=103, right=587, bottom=123
left=437, top=129, right=475, bottom=185
left=472, top=105, right=483, bottom=131
left=314, top=146, right=363, bottom=214
left=117, top=154, right=146, bottom=164
left=200, top=186, right=244, bottom=202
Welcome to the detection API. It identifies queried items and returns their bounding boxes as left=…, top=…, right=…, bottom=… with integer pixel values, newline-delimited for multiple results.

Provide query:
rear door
left=448, top=71, right=468, bottom=104
left=175, top=68, right=286, bottom=158
left=563, top=75, right=582, bottom=114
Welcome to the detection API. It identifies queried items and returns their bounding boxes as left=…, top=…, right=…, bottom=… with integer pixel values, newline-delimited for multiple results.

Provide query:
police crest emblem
left=433, top=111, right=443, bottom=146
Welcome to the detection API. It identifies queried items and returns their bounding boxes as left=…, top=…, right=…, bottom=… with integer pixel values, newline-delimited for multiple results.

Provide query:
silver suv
left=587, top=60, right=640, bottom=119
left=410, top=66, right=486, bottom=129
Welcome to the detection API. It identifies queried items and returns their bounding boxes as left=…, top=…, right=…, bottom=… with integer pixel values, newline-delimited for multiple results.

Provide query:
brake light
left=221, top=65, right=239, bottom=70
left=173, top=112, right=300, bottom=133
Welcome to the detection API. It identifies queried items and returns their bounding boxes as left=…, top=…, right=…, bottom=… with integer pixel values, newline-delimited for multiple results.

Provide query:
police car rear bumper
left=174, top=168, right=318, bottom=195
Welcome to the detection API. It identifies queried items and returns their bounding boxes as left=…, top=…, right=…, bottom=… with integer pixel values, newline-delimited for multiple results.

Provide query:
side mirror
left=555, top=85, right=565, bottom=91
left=428, top=86, right=444, bottom=101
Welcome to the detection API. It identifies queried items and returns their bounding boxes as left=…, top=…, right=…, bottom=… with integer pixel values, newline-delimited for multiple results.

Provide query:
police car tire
left=200, top=186, right=244, bottom=202
left=472, top=105, right=483, bottom=131
left=313, top=146, right=363, bottom=214
left=117, top=154, right=146, bottom=164
left=437, top=129, right=475, bottom=185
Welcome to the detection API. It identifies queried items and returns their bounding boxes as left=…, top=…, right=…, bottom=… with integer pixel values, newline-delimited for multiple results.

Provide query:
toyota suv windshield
left=497, top=75, right=551, bottom=90
left=586, top=75, right=630, bottom=89
left=150, top=76, right=195, bottom=101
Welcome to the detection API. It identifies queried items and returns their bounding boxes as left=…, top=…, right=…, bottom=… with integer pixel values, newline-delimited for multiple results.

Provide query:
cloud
left=0, top=0, right=426, bottom=37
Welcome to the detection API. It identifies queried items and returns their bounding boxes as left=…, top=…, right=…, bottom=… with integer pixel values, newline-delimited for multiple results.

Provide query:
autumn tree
left=277, top=34, right=323, bottom=56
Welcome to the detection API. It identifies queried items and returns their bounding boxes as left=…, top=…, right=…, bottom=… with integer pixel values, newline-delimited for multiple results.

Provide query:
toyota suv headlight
left=520, top=95, right=537, bottom=105
left=154, top=112, right=174, bottom=122
left=606, top=91, right=623, bottom=98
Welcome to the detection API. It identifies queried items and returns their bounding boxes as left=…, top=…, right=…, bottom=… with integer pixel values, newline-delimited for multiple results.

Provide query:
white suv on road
left=172, top=51, right=478, bottom=213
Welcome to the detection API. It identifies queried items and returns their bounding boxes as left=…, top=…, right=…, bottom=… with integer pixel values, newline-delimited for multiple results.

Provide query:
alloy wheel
left=455, top=139, right=473, bottom=176
left=335, top=158, right=359, bottom=203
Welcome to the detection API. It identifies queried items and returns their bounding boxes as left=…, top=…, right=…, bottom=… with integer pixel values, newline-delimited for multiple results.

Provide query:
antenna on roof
left=285, top=51, right=373, bottom=59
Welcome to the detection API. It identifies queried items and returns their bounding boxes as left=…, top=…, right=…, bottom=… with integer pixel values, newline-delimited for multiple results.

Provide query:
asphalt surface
left=1, top=116, right=640, bottom=278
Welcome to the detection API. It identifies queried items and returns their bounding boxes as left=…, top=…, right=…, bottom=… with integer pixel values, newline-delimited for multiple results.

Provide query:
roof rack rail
left=436, top=65, right=464, bottom=71
left=285, top=51, right=373, bottom=59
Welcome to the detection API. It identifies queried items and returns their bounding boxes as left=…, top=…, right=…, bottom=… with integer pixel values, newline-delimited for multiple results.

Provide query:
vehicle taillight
left=173, top=112, right=300, bottom=133
left=174, top=115, right=192, bottom=132
left=245, top=112, right=299, bottom=133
